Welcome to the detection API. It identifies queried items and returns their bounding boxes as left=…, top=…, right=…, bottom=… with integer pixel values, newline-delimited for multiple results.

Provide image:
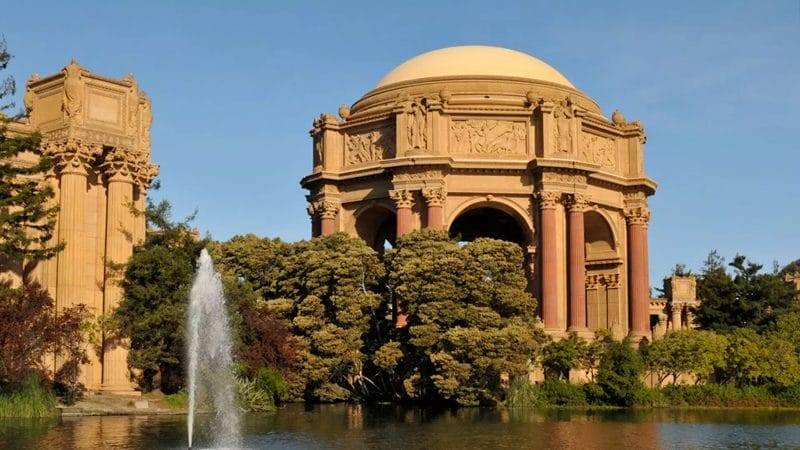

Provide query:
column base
left=567, top=327, right=595, bottom=340
left=627, top=330, right=651, bottom=346
left=99, top=385, right=141, bottom=396
left=543, top=328, right=566, bottom=339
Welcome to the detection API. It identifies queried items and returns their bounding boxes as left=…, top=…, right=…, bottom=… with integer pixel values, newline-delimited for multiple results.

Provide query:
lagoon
left=2, top=405, right=800, bottom=449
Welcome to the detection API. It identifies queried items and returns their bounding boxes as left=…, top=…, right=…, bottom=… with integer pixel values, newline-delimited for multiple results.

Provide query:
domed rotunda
left=301, top=46, right=656, bottom=339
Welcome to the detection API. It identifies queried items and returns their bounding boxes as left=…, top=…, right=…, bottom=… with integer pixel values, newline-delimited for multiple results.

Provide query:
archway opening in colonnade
left=449, top=207, right=527, bottom=247
left=355, top=205, right=397, bottom=253
left=583, top=210, right=623, bottom=332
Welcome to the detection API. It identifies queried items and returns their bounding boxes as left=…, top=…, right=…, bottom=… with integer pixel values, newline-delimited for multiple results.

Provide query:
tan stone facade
left=302, top=46, right=657, bottom=340
left=2, top=61, right=158, bottom=392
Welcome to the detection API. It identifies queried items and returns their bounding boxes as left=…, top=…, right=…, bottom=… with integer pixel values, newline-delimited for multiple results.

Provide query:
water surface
left=2, top=404, right=800, bottom=449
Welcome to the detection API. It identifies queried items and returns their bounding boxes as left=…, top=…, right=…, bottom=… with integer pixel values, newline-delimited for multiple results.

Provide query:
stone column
left=48, top=140, right=100, bottom=387
left=101, top=151, right=136, bottom=392
left=422, top=187, right=446, bottom=229
left=536, top=191, right=561, bottom=330
left=566, top=194, right=589, bottom=332
left=318, top=201, right=340, bottom=236
left=625, top=206, right=651, bottom=337
left=670, top=302, right=682, bottom=331
left=389, top=189, right=415, bottom=236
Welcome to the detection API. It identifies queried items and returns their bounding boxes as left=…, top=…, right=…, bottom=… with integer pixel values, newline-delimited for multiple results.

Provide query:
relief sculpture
left=553, top=99, right=573, bottom=153
left=450, top=120, right=526, bottom=155
left=580, top=134, right=616, bottom=169
left=346, top=126, right=395, bottom=165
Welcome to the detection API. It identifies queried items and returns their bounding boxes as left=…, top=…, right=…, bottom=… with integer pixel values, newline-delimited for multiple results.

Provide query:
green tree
left=265, top=233, right=386, bottom=401
left=114, top=200, right=206, bottom=393
left=692, top=252, right=795, bottom=332
left=0, top=38, right=61, bottom=281
left=541, top=333, right=584, bottom=381
left=209, top=234, right=291, bottom=299
left=384, top=230, right=543, bottom=405
left=642, top=329, right=727, bottom=387
left=596, top=339, right=645, bottom=407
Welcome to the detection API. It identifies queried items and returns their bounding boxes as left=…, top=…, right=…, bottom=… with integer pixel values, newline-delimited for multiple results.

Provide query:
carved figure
left=408, top=100, right=426, bottom=149
left=23, top=88, right=35, bottom=124
left=139, top=93, right=152, bottom=148
left=553, top=99, right=573, bottom=153
left=346, top=127, right=395, bottom=165
left=450, top=120, right=526, bottom=154
left=62, top=60, right=82, bottom=121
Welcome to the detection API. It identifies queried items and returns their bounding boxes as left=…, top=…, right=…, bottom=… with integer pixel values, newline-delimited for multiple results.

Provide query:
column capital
left=44, top=138, right=101, bottom=176
left=100, top=148, right=138, bottom=184
left=624, top=206, right=651, bottom=225
left=389, top=189, right=415, bottom=209
left=535, top=191, right=562, bottom=210
left=421, top=187, right=446, bottom=207
left=307, top=199, right=340, bottom=220
left=135, top=163, right=160, bottom=191
left=565, top=193, right=591, bottom=212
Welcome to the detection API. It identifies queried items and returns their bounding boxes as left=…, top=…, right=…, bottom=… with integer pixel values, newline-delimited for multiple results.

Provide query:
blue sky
left=3, top=1, right=798, bottom=286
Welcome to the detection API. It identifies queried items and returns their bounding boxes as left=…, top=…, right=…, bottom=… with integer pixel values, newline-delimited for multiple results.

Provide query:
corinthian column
left=317, top=200, right=340, bottom=236
left=100, top=150, right=137, bottom=392
left=46, top=140, right=101, bottom=387
left=566, top=194, right=589, bottom=332
left=625, top=205, right=651, bottom=338
left=389, top=189, right=415, bottom=236
left=422, top=187, right=446, bottom=229
left=536, top=191, right=561, bottom=330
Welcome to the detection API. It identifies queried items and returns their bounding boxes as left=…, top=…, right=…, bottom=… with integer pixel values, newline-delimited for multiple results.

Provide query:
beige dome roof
left=375, top=46, right=575, bottom=89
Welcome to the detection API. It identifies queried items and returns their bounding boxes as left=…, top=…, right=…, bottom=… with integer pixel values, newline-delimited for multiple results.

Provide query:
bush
left=0, top=377, right=57, bottom=418
left=505, top=377, right=545, bottom=408
left=236, top=377, right=275, bottom=412
left=540, top=379, right=586, bottom=406
left=596, top=340, right=645, bottom=407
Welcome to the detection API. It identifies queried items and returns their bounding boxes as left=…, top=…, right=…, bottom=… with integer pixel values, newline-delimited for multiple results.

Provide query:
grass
left=163, top=389, right=189, bottom=410
left=0, top=378, right=57, bottom=418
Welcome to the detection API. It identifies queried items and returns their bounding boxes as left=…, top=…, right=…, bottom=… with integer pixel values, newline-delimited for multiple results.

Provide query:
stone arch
left=447, top=199, right=534, bottom=246
left=584, top=209, right=618, bottom=261
left=354, top=201, right=397, bottom=251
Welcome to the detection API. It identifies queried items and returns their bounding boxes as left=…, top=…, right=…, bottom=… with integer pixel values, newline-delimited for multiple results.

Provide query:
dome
left=375, top=46, right=575, bottom=89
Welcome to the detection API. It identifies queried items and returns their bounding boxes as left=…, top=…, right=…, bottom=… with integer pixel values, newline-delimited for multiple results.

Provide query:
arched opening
left=449, top=207, right=526, bottom=247
left=355, top=205, right=396, bottom=252
left=583, top=210, right=622, bottom=333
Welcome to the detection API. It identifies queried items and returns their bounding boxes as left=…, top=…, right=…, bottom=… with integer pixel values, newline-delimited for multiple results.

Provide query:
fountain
left=187, top=249, right=241, bottom=448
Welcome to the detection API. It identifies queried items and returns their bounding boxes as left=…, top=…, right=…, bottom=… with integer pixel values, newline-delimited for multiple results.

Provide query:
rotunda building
left=301, top=46, right=656, bottom=339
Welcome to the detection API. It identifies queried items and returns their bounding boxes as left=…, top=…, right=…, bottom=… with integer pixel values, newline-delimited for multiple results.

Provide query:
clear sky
left=3, top=0, right=799, bottom=287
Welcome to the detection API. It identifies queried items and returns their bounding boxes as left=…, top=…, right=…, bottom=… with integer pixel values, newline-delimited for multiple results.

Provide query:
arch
left=448, top=200, right=533, bottom=247
left=584, top=210, right=618, bottom=261
left=354, top=202, right=396, bottom=252
left=447, top=198, right=534, bottom=244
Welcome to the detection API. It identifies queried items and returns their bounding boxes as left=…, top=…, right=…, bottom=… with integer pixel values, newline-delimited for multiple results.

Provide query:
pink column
left=567, top=194, right=589, bottom=331
left=309, top=200, right=339, bottom=237
left=422, top=188, right=446, bottom=229
left=537, top=192, right=561, bottom=329
left=390, top=190, right=415, bottom=236
left=626, top=206, right=651, bottom=335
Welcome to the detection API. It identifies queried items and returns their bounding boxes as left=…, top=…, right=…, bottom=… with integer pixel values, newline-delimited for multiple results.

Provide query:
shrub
left=0, top=377, right=57, bottom=418
left=540, top=379, right=586, bottom=406
left=505, top=377, right=545, bottom=408
left=596, top=340, right=645, bottom=407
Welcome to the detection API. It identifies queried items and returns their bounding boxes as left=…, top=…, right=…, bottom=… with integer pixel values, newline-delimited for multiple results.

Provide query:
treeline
left=115, top=202, right=800, bottom=408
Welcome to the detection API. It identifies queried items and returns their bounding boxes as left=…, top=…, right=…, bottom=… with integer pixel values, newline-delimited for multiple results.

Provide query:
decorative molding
left=346, top=125, right=395, bottom=165
left=389, top=189, right=415, bottom=209
left=586, top=273, right=620, bottom=288
left=540, top=171, right=587, bottom=185
left=450, top=119, right=526, bottom=154
left=421, top=187, right=446, bottom=207
left=392, top=169, right=444, bottom=182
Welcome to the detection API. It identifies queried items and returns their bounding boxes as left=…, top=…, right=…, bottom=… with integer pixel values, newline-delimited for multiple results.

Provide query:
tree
left=384, top=230, right=543, bottom=405
left=692, top=252, right=795, bottom=332
left=114, top=200, right=206, bottom=393
left=209, top=234, right=291, bottom=299
left=541, top=333, right=584, bottom=381
left=265, top=233, right=387, bottom=401
left=596, top=340, right=645, bottom=407
left=0, top=38, right=61, bottom=281
left=642, top=329, right=727, bottom=387
left=0, top=283, right=87, bottom=391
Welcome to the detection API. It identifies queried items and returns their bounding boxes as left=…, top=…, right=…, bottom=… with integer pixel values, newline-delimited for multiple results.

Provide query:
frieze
left=580, top=134, right=616, bottom=169
left=450, top=119, right=527, bottom=155
left=540, top=171, right=586, bottom=185
left=345, top=125, right=395, bottom=165
left=392, top=169, right=444, bottom=182
left=586, top=273, right=620, bottom=288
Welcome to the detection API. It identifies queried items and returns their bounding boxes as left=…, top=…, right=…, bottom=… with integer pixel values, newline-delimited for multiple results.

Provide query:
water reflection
left=2, top=406, right=800, bottom=449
